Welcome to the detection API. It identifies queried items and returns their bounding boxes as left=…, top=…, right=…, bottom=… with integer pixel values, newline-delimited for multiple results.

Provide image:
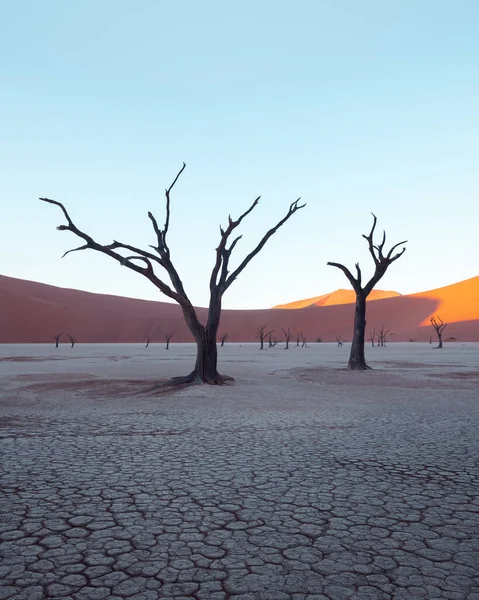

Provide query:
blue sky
left=1, top=0, right=478, bottom=309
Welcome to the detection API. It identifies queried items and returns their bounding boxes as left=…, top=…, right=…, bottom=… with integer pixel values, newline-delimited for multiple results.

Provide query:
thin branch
left=223, top=199, right=306, bottom=292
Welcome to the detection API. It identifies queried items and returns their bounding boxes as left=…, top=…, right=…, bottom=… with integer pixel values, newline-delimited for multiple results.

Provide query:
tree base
left=348, top=362, right=373, bottom=371
left=145, top=370, right=235, bottom=394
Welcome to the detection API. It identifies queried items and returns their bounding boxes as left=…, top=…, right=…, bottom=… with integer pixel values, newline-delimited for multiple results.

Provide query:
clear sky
left=1, top=0, right=478, bottom=309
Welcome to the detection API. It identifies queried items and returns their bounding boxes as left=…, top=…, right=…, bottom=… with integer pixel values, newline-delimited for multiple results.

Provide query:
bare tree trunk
left=348, top=293, right=370, bottom=370
left=437, top=333, right=443, bottom=349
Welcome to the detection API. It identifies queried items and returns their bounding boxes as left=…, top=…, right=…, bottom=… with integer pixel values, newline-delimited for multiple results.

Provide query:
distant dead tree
left=368, top=329, right=376, bottom=347
left=301, top=333, right=307, bottom=348
left=377, top=325, right=389, bottom=347
left=255, top=325, right=274, bottom=350
left=165, top=332, right=174, bottom=350
left=296, top=333, right=301, bottom=347
left=327, top=214, right=407, bottom=370
left=54, top=333, right=62, bottom=348
left=67, top=334, right=76, bottom=348
left=282, top=327, right=291, bottom=349
left=268, top=334, right=274, bottom=348
left=145, top=337, right=151, bottom=348
left=41, top=164, right=305, bottom=385
left=336, top=336, right=343, bottom=347
left=430, top=315, right=447, bottom=349
left=272, top=337, right=278, bottom=347
left=218, top=333, right=229, bottom=347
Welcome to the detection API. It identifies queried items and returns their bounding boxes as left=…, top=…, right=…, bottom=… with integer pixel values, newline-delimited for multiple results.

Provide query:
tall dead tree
left=218, top=333, right=229, bottom=347
left=67, top=334, right=76, bottom=348
left=368, top=329, right=376, bottom=347
left=165, top=332, right=174, bottom=350
left=430, top=315, right=447, bottom=349
left=41, top=164, right=304, bottom=384
left=54, top=333, right=62, bottom=348
left=327, top=214, right=407, bottom=370
left=255, top=325, right=274, bottom=350
left=282, top=327, right=291, bottom=350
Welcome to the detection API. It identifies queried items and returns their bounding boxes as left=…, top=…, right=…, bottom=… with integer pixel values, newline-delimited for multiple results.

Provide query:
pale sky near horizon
left=1, top=0, right=478, bottom=309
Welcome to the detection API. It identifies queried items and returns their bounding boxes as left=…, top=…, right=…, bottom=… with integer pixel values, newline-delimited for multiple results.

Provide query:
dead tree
left=255, top=325, right=275, bottom=350
left=282, top=327, right=291, bottom=349
left=218, top=333, right=229, bottom=347
left=268, top=334, right=274, bottom=348
left=54, top=333, right=62, bottom=348
left=67, top=334, right=76, bottom=348
left=336, top=336, right=343, bottom=347
left=41, top=165, right=305, bottom=384
left=327, top=214, right=407, bottom=370
left=272, top=337, right=278, bottom=348
left=145, top=337, right=151, bottom=348
left=296, top=333, right=301, bottom=347
left=368, top=329, right=376, bottom=347
left=165, top=332, right=174, bottom=350
left=301, top=333, right=307, bottom=348
left=377, top=325, right=389, bottom=347
left=430, top=315, right=447, bottom=349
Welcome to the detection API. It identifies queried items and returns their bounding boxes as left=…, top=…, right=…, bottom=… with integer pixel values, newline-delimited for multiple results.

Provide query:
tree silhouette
left=255, top=325, right=275, bottom=350
left=41, top=164, right=304, bottom=384
left=430, top=315, right=447, bottom=349
left=218, top=333, right=229, bottom=347
left=281, top=327, right=291, bottom=349
left=327, top=214, right=406, bottom=370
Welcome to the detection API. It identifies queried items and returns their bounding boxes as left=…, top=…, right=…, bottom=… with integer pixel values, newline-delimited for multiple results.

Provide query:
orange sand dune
left=274, top=288, right=401, bottom=309
left=411, top=277, right=479, bottom=326
left=1, top=274, right=478, bottom=343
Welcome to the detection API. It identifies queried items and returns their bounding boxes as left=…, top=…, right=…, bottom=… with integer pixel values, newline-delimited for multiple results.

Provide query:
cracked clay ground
left=1, top=343, right=478, bottom=600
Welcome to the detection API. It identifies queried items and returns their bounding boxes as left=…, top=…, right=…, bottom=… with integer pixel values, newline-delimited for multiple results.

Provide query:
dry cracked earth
left=1, top=353, right=478, bottom=600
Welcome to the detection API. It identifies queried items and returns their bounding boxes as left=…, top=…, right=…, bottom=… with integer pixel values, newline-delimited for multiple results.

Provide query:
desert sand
left=1, top=342, right=478, bottom=598
left=1, top=274, right=479, bottom=343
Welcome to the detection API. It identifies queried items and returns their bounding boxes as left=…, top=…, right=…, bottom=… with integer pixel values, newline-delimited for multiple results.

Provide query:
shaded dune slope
left=1, top=274, right=478, bottom=343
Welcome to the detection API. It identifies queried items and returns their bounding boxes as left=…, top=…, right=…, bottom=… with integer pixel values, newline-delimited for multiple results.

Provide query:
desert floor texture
left=1, top=342, right=478, bottom=600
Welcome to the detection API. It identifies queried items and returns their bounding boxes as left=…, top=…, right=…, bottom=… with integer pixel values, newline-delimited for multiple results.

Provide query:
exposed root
left=144, top=371, right=235, bottom=395
left=348, top=363, right=373, bottom=371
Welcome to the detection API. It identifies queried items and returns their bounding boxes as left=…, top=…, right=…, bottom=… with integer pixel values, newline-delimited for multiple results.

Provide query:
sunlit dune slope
left=410, top=276, right=479, bottom=325
left=274, top=288, right=401, bottom=309
left=0, top=274, right=478, bottom=343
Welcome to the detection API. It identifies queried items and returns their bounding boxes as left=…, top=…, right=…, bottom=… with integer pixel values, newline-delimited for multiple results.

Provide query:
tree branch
left=223, top=199, right=306, bottom=292
left=327, top=261, right=359, bottom=291
left=40, top=197, right=187, bottom=307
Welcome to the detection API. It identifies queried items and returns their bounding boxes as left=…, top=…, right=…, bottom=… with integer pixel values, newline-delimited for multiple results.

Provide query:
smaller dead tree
left=218, top=333, right=229, bottom=347
left=255, top=325, right=274, bottom=350
left=296, top=333, right=301, bottom=347
left=54, top=333, right=62, bottom=348
left=377, top=325, right=389, bottom=347
left=368, top=329, right=376, bottom=347
left=145, top=337, right=151, bottom=348
left=301, top=333, right=307, bottom=348
left=336, top=336, right=343, bottom=348
left=272, top=337, right=278, bottom=347
left=165, top=332, right=175, bottom=350
left=430, top=315, right=447, bottom=349
left=282, top=327, right=291, bottom=350
left=268, top=335, right=273, bottom=348
left=67, top=334, right=76, bottom=348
